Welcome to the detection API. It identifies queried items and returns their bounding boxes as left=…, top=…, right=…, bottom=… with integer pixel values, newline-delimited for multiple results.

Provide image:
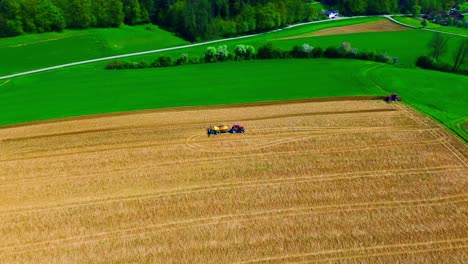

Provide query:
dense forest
left=0, top=0, right=465, bottom=40
left=321, top=0, right=465, bottom=15
left=0, top=0, right=322, bottom=40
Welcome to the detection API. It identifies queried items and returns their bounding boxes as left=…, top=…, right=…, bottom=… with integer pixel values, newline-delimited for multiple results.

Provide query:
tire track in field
left=1, top=195, right=466, bottom=255
left=0, top=125, right=434, bottom=166
left=430, top=128, right=468, bottom=167
left=395, top=104, right=468, bottom=167
left=184, top=127, right=434, bottom=153
left=0, top=166, right=463, bottom=216
left=0, top=139, right=451, bottom=188
left=0, top=138, right=445, bottom=187
left=310, top=245, right=468, bottom=263
left=0, top=117, right=411, bottom=162
left=0, top=108, right=396, bottom=143
left=241, top=238, right=468, bottom=263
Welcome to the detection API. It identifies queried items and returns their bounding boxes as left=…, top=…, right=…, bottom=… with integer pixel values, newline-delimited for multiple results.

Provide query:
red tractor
left=384, top=93, right=401, bottom=103
left=230, top=123, right=245, bottom=134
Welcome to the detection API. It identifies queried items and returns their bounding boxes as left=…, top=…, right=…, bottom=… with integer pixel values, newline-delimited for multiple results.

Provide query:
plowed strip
left=278, top=20, right=409, bottom=40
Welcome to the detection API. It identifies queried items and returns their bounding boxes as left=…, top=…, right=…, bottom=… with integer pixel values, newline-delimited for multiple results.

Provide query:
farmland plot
left=0, top=99, right=466, bottom=263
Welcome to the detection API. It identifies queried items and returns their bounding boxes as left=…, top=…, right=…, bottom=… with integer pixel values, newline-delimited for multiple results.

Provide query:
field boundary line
left=0, top=125, right=431, bottom=163
left=241, top=238, right=468, bottom=263
left=396, top=104, right=468, bottom=167
left=0, top=107, right=395, bottom=142
left=0, top=166, right=463, bottom=215
left=430, top=128, right=468, bottom=167
left=0, top=96, right=386, bottom=130
left=2, top=195, right=466, bottom=254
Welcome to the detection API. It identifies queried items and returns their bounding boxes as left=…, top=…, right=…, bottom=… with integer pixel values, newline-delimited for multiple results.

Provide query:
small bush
left=290, top=43, right=314, bottom=58
left=356, top=51, right=376, bottom=61
left=105, top=60, right=124, bottom=70
left=323, top=47, right=340, bottom=58
left=153, top=56, right=173, bottom=67
left=311, top=47, right=323, bottom=58
left=216, top=45, right=230, bottom=62
left=339, top=42, right=352, bottom=55
left=375, top=52, right=391, bottom=63
left=189, top=55, right=201, bottom=64
left=137, top=61, right=149, bottom=68
left=176, top=53, right=189, bottom=65
left=416, top=55, right=433, bottom=69
left=205, top=47, right=217, bottom=63
left=245, top=45, right=256, bottom=60
left=257, top=43, right=282, bottom=59
left=290, top=45, right=307, bottom=58
left=235, top=44, right=247, bottom=60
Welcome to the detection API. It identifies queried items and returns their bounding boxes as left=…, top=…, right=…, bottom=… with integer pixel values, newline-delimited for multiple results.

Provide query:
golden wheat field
left=0, top=99, right=467, bottom=263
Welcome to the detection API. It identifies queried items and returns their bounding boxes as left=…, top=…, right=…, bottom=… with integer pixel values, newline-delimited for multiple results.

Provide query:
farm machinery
left=384, top=93, right=401, bottom=102
left=207, top=123, right=245, bottom=137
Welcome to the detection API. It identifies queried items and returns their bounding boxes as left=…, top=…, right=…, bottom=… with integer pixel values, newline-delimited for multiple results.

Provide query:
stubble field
left=0, top=99, right=467, bottom=263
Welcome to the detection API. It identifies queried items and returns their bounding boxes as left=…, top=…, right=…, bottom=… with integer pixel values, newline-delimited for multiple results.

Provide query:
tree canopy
left=0, top=0, right=463, bottom=40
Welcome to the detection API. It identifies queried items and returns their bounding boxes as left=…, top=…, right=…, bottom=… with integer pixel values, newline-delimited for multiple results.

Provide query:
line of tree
left=105, top=41, right=393, bottom=70
left=320, top=0, right=465, bottom=16
left=0, top=0, right=127, bottom=37
left=416, top=32, right=467, bottom=74
left=0, top=0, right=323, bottom=40
left=2, top=0, right=465, bottom=40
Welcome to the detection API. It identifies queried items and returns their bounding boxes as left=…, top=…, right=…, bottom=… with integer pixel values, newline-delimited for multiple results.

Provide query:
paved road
left=0, top=15, right=465, bottom=81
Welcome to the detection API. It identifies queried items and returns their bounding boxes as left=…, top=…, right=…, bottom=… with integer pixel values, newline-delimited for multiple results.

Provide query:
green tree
left=67, top=0, right=94, bottom=28
left=338, top=0, right=368, bottom=15
left=123, top=0, right=142, bottom=25
left=428, top=32, right=449, bottom=62
left=412, top=4, right=421, bottom=17
left=0, top=0, right=23, bottom=37
left=34, top=0, right=66, bottom=32
left=452, top=39, right=467, bottom=72
left=93, top=0, right=124, bottom=27
left=421, top=19, right=428, bottom=28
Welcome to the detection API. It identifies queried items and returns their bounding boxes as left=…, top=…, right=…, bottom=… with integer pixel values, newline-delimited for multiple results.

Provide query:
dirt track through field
left=278, top=19, right=410, bottom=40
left=0, top=99, right=466, bottom=263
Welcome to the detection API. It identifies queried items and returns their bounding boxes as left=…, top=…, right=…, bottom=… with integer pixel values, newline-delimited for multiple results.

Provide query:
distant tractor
left=384, top=93, right=401, bottom=103
left=207, top=124, right=245, bottom=137
left=230, top=123, right=245, bottom=134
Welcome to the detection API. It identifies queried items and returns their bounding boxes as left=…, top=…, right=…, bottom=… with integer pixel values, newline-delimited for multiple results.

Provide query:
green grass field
left=368, top=66, right=468, bottom=140
left=392, top=16, right=468, bottom=36
left=1, top=17, right=381, bottom=76
left=0, top=24, right=188, bottom=76
left=1, top=59, right=466, bottom=141
left=0, top=59, right=383, bottom=125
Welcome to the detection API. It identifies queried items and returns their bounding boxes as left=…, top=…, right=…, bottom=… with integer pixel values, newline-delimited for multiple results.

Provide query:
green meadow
left=0, top=24, right=188, bottom=76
